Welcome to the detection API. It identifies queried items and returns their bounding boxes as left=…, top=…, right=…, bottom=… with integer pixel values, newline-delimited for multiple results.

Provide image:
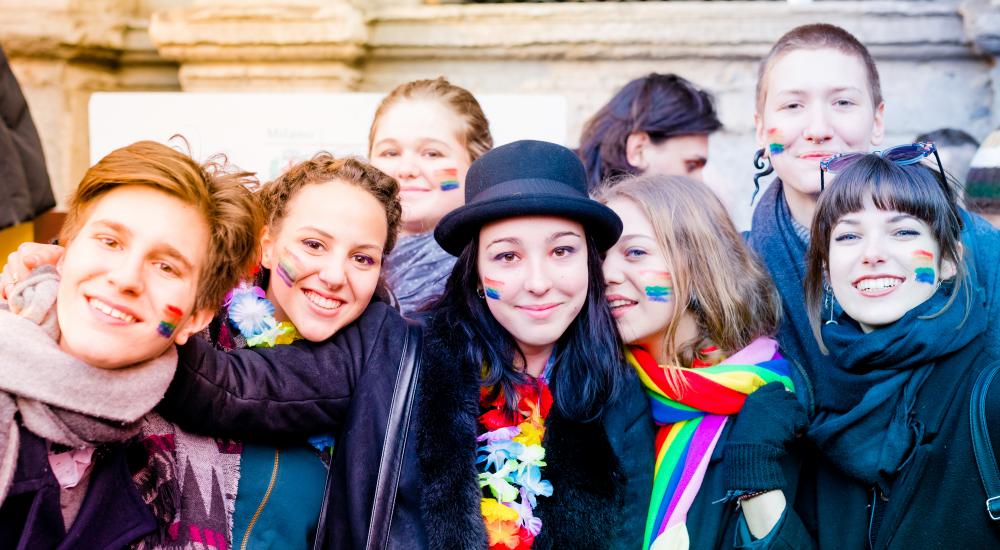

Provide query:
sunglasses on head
left=818, top=141, right=963, bottom=229
left=819, top=142, right=946, bottom=190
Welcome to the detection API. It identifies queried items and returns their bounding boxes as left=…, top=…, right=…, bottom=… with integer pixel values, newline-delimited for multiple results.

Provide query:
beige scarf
left=0, top=266, right=177, bottom=505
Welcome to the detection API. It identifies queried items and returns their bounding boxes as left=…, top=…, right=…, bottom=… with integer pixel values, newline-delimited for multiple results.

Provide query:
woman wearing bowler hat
left=157, top=140, right=655, bottom=549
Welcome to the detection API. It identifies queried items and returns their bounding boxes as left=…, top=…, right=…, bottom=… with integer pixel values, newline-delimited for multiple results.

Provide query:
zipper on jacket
left=867, top=485, right=888, bottom=549
left=241, top=449, right=281, bottom=550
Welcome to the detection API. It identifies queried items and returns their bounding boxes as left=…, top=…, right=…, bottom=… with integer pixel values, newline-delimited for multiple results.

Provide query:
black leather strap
left=970, top=360, right=1000, bottom=521
left=366, top=321, right=423, bottom=549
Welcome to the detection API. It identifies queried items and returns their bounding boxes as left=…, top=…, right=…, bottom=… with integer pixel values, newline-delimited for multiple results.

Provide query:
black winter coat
left=0, top=47, right=53, bottom=230
left=160, top=302, right=657, bottom=549
left=792, top=340, right=1000, bottom=548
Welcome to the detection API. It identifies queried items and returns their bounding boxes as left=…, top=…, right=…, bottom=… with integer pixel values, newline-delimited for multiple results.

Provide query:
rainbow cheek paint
left=483, top=277, right=504, bottom=300
left=640, top=270, right=673, bottom=303
left=913, top=249, right=936, bottom=285
left=276, top=249, right=305, bottom=287
left=157, top=305, right=183, bottom=338
left=767, top=127, right=785, bottom=156
left=435, top=168, right=460, bottom=191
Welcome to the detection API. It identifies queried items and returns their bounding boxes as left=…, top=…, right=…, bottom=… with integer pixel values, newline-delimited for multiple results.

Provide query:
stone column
left=149, top=0, right=369, bottom=91
left=0, top=0, right=180, bottom=206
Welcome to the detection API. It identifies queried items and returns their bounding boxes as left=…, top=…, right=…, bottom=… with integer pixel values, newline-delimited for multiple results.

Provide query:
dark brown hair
left=804, top=155, right=966, bottom=352
left=257, top=153, right=402, bottom=253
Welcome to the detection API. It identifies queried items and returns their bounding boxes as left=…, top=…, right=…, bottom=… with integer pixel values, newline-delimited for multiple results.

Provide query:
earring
left=476, top=286, right=485, bottom=299
left=752, top=148, right=774, bottom=205
left=823, top=284, right=839, bottom=326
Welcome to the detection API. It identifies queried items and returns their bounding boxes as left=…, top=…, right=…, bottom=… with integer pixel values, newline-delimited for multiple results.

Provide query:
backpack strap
left=970, top=360, right=1000, bottom=521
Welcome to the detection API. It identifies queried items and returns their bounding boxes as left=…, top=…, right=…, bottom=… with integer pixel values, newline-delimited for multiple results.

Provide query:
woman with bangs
left=597, top=175, right=813, bottom=549
left=802, top=151, right=1000, bottom=546
left=746, top=23, right=1000, bottom=427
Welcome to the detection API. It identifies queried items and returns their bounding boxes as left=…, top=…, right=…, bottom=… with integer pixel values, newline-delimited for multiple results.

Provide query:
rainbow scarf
left=625, top=337, right=793, bottom=550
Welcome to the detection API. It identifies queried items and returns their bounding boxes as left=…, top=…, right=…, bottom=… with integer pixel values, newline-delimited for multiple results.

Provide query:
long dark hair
left=804, top=155, right=967, bottom=352
left=434, top=233, right=627, bottom=421
left=578, top=73, right=721, bottom=189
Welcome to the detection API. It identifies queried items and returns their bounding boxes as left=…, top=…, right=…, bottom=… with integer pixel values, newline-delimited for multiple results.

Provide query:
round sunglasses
left=818, top=142, right=945, bottom=191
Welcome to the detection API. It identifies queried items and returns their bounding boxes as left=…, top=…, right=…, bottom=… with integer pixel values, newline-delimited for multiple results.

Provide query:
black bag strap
left=365, top=321, right=423, bottom=549
left=970, top=360, right=1000, bottom=521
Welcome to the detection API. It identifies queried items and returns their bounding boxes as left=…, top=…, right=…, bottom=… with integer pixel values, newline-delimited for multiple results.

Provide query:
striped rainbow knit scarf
left=624, top=337, right=793, bottom=550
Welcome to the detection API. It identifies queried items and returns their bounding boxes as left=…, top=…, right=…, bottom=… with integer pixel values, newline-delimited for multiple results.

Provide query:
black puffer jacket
left=0, top=46, right=53, bottom=230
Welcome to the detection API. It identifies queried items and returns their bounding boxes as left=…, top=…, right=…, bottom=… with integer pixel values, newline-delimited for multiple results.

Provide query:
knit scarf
left=384, top=232, right=456, bottom=315
left=625, top=338, right=793, bottom=550
left=746, top=181, right=835, bottom=403
left=810, top=281, right=987, bottom=490
left=0, top=266, right=177, bottom=507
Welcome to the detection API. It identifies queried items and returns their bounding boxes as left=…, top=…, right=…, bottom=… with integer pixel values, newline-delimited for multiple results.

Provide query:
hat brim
left=434, top=194, right=623, bottom=257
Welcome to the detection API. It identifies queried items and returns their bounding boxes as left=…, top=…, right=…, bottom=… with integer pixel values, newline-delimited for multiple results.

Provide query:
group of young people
left=0, top=21, right=998, bottom=550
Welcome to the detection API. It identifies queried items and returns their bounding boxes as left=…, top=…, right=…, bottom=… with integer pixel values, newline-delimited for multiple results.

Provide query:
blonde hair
left=755, top=23, right=883, bottom=114
left=595, top=175, right=781, bottom=390
left=368, top=77, right=493, bottom=162
left=62, top=140, right=263, bottom=312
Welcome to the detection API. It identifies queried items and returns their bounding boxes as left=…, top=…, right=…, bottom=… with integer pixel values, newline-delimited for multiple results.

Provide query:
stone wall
left=3, top=0, right=999, bottom=227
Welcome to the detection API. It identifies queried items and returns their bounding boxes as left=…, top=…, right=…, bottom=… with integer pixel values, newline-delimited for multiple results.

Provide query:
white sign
left=89, top=92, right=567, bottom=181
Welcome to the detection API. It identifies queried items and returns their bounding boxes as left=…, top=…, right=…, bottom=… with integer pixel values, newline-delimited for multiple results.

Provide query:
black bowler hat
left=434, top=140, right=623, bottom=256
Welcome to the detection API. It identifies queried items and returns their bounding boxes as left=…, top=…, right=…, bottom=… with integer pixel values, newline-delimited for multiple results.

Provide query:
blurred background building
left=2, top=0, right=999, bottom=230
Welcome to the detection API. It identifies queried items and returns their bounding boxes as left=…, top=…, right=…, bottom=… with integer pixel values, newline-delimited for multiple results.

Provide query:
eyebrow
left=92, top=219, right=195, bottom=271
left=619, top=233, right=656, bottom=241
left=549, top=231, right=582, bottom=242
left=301, top=226, right=383, bottom=252
left=888, top=214, right=920, bottom=224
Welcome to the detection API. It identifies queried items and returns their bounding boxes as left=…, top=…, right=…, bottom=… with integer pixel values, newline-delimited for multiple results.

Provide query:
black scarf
left=810, top=282, right=987, bottom=489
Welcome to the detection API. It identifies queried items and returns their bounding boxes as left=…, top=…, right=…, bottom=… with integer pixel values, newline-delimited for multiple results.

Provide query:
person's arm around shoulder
left=724, top=382, right=816, bottom=549
left=158, top=301, right=407, bottom=442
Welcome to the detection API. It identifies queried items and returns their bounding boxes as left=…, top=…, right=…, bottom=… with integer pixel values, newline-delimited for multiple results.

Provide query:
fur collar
left=414, top=312, right=626, bottom=549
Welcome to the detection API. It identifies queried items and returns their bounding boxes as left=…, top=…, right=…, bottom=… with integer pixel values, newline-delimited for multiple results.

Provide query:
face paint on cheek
left=767, top=127, right=785, bottom=156
left=276, top=248, right=305, bottom=287
left=913, top=249, right=936, bottom=285
left=640, top=270, right=673, bottom=303
left=434, top=168, right=460, bottom=191
left=157, top=305, right=183, bottom=338
left=483, top=277, right=504, bottom=300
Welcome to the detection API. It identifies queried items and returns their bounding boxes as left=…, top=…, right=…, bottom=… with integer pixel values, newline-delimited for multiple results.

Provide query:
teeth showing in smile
left=608, top=299, right=637, bottom=309
left=855, top=278, right=902, bottom=292
left=305, top=290, right=343, bottom=310
left=89, top=298, right=136, bottom=323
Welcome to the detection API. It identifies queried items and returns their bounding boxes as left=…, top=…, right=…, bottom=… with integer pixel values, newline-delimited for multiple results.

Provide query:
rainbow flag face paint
left=157, top=305, right=183, bottom=338
left=913, top=249, right=936, bottom=285
left=435, top=168, right=460, bottom=191
left=276, top=249, right=305, bottom=287
left=767, top=127, right=785, bottom=156
left=483, top=277, right=504, bottom=300
left=640, top=270, right=673, bottom=303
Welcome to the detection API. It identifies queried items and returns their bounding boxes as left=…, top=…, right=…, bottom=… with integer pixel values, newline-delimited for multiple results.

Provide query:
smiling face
left=630, top=134, right=710, bottom=181
left=827, top=197, right=957, bottom=331
left=56, top=186, right=214, bottom=369
left=477, top=216, right=589, bottom=358
left=369, top=99, right=472, bottom=236
left=261, top=179, right=388, bottom=342
left=602, top=198, right=681, bottom=356
left=755, top=48, right=885, bottom=218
